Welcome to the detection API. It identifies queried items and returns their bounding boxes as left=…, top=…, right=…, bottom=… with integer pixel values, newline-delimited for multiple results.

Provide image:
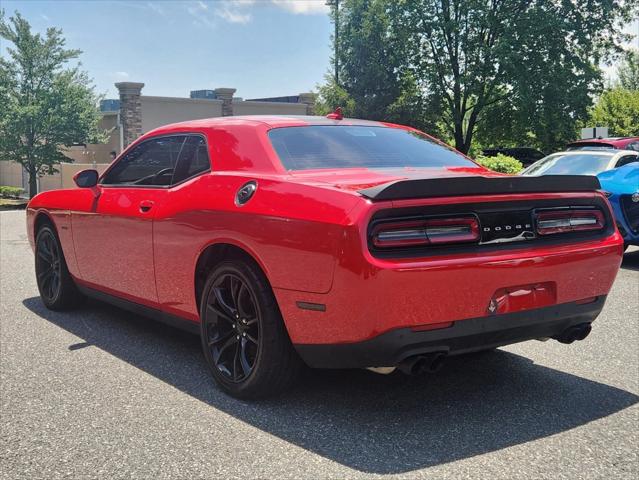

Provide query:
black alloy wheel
left=36, top=228, right=62, bottom=304
left=35, top=224, right=84, bottom=310
left=199, top=260, right=303, bottom=399
left=204, top=273, right=260, bottom=382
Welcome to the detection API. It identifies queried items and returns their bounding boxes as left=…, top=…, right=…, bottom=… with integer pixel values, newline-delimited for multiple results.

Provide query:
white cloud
left=270, top=0, right=329, bottom=15
left=146, top=1, right=166, bottom=17
left=112, top=71, right=130, bottom=81
left=215, top=4, right=253, bottom=24
left=40, top=14, right=51, bottom=21
left=187, top=0, right=327, bottom=28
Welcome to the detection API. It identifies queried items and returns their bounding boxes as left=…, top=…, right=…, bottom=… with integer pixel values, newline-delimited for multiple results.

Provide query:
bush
left=0, top=186, right=25, bottom=198
left=474, top=153, right=523, bottom=174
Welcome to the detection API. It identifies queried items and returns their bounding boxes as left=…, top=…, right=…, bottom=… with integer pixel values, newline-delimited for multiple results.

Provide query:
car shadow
left=621, top=248, right=639, bottom=271
left=22, top=297, right=638, bottom=474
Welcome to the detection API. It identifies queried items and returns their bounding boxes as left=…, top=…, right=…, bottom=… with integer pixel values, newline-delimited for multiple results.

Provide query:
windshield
left=522, top=152, right=613, bottom=176
left=268, top=126, right=475, bottom=171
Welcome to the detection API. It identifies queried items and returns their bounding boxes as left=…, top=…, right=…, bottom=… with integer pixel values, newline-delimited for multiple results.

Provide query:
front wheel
left=199, top=260, right=303, bottom=399
left=35, top=224, right=84, bottom=310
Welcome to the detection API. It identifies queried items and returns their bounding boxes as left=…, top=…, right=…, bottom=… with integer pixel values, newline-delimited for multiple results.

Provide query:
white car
left=521, top=149, right=639, bottom=176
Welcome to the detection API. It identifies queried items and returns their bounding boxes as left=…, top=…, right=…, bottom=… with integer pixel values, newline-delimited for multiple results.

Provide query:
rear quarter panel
left=152, top=172, right=362, bottom=320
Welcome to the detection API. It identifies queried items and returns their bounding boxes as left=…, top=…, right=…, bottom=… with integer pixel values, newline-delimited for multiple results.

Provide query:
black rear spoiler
left=358, top=175, right=601, bottom=201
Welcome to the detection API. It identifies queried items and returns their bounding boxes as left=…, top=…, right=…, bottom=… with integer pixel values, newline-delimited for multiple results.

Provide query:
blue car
left=597, top=164, right=639, bottom=249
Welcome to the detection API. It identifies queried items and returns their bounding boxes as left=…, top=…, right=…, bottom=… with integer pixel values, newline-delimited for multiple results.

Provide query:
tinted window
left=566, top=144, right=614, bottom=151
left=616, top=154, right=639, bottom=168
left=268, top=126, right=474, bottom=171
left=102, top=136, right=185, bottom=186
left=627, top=142, right=639, bottom=152
left=172, top=136, right=210, bottom=184
left=522, top=153, right=613, bottom=176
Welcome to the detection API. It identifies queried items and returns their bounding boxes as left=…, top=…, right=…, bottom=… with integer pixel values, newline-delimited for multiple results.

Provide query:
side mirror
left=73, top=169, right=99, bottom=188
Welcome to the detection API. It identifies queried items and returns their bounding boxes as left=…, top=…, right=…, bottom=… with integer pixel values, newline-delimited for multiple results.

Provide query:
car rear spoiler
left=358, top=175, right=601, bottom=201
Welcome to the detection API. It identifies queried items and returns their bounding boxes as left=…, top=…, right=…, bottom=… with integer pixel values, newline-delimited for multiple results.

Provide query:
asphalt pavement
left=1, top=209, right=638, bottom=479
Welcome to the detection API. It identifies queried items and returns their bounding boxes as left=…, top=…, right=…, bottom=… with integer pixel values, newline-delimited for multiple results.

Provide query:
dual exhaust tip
left=380, top=323, right=592, bottom=377
left=553, top=322, right=592, bottom=344
left=397, top=352, right=447, bottom=376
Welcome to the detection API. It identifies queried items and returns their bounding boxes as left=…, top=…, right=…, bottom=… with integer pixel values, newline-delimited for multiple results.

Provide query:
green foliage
left=0, top=185, right=24, bottom=198
left=474, top=154, right=523, bottom=175
left=589, top=88, right=639, bottom=137
left=618, top=49, right=639, bottom=91
left=318, top=0, right=442, bottom=135
left=323, top=0, right=639, bottom=154
left=0, top=10, right=105, bottom=197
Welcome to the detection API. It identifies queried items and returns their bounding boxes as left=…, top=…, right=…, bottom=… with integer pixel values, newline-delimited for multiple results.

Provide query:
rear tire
left=35, top=224, right=84, bottom=310
left=199, top=259, right=303, bottom=399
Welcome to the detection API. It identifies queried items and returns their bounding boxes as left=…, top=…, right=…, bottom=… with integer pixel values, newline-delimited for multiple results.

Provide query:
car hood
left=597, top=164, right=639, bottom=195
left=287, top=166, right=501, bottom=192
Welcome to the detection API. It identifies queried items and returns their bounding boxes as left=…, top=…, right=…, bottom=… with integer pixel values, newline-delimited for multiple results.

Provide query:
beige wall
left=1, top=92, right=313, bottom=195
left=63, top=113, right=121, bottom=165
left=0, top=161, right=25, bottom=191
left=141, top=96, right=224, bottom=134
left=38, top=163, right=110, bottom=192
left=232, top=100, right=307, bottom=116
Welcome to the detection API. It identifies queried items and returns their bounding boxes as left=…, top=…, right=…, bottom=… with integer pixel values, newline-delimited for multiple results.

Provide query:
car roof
left=567, top=137, right=639, bottom=147
left=546, top=150, right=617, bottom=157
left=148, top=115, right=388, bottom=133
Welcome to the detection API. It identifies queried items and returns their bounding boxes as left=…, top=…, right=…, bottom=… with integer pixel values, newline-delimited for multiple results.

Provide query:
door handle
left=139, top=200, right=154, bottom=213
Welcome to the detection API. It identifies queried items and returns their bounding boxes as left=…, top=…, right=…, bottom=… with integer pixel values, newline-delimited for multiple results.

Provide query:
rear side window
left=616, top=155, right=639, bottom=168
left=102, top=136, right=185, bottom=186
left=268, top=126, right=474, bottom=171
left=172, top=135, right=210, bottom=184
left=626, top=141, right=639, bottom=152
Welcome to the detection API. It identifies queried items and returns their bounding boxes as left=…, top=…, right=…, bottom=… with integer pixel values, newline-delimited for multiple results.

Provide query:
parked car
left=521, top=150, right=639, bottom=177
left=567, top=137, right=639, bottom=151
left=482, top=147, right=546, bottom=167
left=597, top=164, right=639, bottom=250
left=27, top=115, right=624, bottom=398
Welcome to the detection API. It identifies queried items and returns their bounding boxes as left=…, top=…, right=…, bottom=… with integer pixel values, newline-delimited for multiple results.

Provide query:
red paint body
left=27, top=116, right=624, bottom=346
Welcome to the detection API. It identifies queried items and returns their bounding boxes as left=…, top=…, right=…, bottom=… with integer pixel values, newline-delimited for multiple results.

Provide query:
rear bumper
left=294, top=296, right=606, bottom=369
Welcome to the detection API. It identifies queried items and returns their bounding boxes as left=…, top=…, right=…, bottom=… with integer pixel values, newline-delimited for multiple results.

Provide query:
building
left=0, top=82, right=316, bottom=193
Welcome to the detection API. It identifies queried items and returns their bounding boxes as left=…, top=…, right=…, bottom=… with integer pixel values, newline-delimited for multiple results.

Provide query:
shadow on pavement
left=23, top=296, right=638, bottom=474
left=621, top=249, right=639, bottom=271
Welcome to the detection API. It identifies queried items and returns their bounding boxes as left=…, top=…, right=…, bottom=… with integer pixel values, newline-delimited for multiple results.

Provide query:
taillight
left=535, top=209, right=605, bottom=235
left=372, top=216, right=479, bottom=248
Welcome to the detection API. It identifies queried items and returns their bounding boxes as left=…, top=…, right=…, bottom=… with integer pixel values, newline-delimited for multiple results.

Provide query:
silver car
left=521, top=149, right=639, bottom=176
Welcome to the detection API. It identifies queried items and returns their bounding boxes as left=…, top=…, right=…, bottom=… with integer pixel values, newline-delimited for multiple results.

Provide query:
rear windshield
left=522, top=153, right=613, bottom=176
left=268, top=126, right=474, bottom=171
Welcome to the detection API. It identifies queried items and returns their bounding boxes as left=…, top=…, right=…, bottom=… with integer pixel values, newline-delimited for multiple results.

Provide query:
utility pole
left=326, top=0, right=339, bottom=86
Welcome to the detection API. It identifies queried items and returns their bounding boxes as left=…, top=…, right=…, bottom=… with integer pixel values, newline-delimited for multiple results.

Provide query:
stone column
left=115, top=82, right=144, bottom=147
left=214, top=88, right=236, bottom=116
left=298, top=93, right=316, bottom=115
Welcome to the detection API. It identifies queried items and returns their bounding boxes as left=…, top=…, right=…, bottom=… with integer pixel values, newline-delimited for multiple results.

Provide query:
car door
left=152, top=134, right=213, bottom=319
left=71, top=135, right=186, bottom=305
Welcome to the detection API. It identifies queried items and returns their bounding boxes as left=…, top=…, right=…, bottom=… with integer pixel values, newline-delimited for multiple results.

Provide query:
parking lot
left=1, top=209, right=637, bottom=479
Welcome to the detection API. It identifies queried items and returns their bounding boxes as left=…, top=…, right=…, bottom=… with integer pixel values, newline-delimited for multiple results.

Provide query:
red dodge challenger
left=27, top=115, right=623, bottom=398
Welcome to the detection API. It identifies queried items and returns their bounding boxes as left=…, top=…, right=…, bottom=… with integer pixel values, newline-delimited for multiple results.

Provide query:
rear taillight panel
left=367, top=197, right=613, bottom=258
left=372, top=216, right=479, bottom=248
left=534, top=208, right=605, bottom=235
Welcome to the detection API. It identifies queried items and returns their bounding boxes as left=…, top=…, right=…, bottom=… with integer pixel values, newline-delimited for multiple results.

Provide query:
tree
left=589, top=88, right=639, bottom=137
left=0, top=11, right=104, bottom=198
left=618, top=48, right=639, bottom=90
left=323, top=0, right=638, bottom=153
left=317, top=0, right=442, bottom=135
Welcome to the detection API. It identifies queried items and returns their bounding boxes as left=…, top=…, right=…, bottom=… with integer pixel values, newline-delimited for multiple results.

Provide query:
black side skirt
left=77, top=285, right=201, bottom=335
left=293, top=297, right=606, bottom=369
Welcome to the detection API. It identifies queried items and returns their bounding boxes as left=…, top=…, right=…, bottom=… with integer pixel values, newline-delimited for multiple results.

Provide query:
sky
left=1, top=1, right=637, bottom=101
left=0, top=0, right=333, bottom=100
